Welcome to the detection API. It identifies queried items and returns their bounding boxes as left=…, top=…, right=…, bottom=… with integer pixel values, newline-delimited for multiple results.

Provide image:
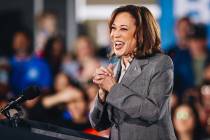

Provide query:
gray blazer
left=89, top=53, right=177, bottom=140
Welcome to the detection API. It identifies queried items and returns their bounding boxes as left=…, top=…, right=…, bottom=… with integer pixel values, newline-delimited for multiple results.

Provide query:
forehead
left=113, top=12, right=136, bottom=26
left=176, top=106, right=192, bottom=114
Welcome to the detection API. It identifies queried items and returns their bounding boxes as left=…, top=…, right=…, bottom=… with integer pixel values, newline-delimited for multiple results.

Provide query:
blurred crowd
left=0, top=11, right=210, bottom=140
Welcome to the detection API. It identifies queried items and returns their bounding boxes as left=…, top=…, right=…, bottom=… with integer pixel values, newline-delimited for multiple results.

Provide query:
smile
left=114, top=41, right=125, bottom=50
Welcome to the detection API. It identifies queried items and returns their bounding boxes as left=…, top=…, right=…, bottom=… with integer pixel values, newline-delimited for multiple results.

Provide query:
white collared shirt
left=118, top=58, right=133, bottom=83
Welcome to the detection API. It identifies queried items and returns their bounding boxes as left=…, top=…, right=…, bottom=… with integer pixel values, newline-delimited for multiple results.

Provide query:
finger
left=107, top=64, right=114, bottom=70
left=93, top=79, right=104, bottom=85
left=95, top=66, right=112, bottom=76
left=94, top=75, right=106, bottom=80
left=95, top=69, right=108, bottom=76
left=99, top=67, right=111, bottom=76
left=106, top=64, right=114, bottom=76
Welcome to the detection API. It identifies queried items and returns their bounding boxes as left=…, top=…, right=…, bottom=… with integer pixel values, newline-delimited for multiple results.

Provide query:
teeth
left=115, top=41, right=124, bottom=45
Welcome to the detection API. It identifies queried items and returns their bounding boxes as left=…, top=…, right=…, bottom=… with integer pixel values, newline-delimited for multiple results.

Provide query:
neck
left=15, top=51, right=29, bottom=58
left=190, top=49, right=206, bottom=59
left=122, top=55, right=132, bottom=67
left=178, top=132, right=193, bottom=140
left=177, top=39, right=188, bottom=49
left=73, top=115, right=87, bottom=124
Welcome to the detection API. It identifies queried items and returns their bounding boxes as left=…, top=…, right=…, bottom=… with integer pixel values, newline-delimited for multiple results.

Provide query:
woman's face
left=173, top=105, right=195, bottom=134
left=67, top=92, right=87, bottom=121
left=110, top=12, right=137, bottom=57
left=52, top=40, right=63, bottom=57
left=54, top=73, right=69, bottom=92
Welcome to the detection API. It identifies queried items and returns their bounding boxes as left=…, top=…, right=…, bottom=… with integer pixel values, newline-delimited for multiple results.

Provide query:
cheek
left=125, top=37, right=137, bottom=51
left=110, top=32, right=114, bottom=40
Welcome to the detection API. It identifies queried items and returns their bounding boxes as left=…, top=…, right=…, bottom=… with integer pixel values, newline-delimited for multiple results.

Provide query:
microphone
left=0, top=86, right=41, bottom=114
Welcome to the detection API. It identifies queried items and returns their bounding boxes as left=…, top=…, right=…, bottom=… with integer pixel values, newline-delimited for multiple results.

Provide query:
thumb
left=107, top=64, right=114, bottom=76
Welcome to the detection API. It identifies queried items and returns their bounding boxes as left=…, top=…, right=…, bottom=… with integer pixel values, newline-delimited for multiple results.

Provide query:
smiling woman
left=90, top=5, right=177, bottom=140
left=108, top=5, right=161, bottom=59
left=110, top=12, right=137, bottom=57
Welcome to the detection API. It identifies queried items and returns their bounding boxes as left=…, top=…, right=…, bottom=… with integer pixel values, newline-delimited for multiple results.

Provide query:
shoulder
left=148, top=53, right=173, bottom=72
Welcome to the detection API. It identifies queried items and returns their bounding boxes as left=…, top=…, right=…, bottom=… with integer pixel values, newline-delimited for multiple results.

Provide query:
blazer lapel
left=113, top=60, right=121, bottom=82
left=121, top=58, right=148, bottom=86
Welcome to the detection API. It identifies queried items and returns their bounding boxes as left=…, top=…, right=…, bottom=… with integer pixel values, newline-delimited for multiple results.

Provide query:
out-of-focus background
left=0, top=0, right=210, bottom=139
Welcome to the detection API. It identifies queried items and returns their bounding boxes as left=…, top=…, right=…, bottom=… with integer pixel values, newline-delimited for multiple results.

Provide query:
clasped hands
left=92, top=64, right=116, bottom=92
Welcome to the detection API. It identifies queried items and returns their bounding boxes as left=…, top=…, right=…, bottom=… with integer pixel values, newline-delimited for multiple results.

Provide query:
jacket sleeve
left=106, top=56, right=173, bottom=123
left=89, top=94, right=112, bottom=131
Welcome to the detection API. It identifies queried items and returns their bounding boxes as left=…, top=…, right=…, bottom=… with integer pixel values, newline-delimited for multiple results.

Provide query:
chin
left=114, top=52, right=124, bottom=57
left=114, top=50, right=125, bottom=57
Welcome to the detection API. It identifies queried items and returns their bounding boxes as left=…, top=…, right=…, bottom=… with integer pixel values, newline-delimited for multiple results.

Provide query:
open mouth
left=114, top=41, right=125, bottom=50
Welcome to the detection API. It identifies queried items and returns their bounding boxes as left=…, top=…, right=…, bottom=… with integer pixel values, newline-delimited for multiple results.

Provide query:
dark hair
left=173, top=103, right=206, bottom=140
left=43, top=35, right=66, bottom=59
left=108, top=5, right=162, bottom=58
left=13, top=28, right=33, bottom=54
left=43, top=35, right=66, bottom=76
left=176, top=16, right=191, bottom=28
left=187, top=23, right=207, bottom=40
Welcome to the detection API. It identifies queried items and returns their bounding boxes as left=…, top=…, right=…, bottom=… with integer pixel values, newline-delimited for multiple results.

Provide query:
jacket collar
left=114, top=58, right=149, bottom=86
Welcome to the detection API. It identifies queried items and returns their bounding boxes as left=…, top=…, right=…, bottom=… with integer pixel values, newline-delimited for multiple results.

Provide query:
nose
left=111, top=29, right=121, bottom=39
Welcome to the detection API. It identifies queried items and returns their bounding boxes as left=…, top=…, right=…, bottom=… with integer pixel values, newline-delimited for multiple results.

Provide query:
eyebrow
left=112, top=24, right=128, bottom=28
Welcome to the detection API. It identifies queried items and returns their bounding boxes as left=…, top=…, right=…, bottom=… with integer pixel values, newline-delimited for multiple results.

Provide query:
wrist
left=107, top=82, right=116, bottom=92
left=98, top=89, right=106, bottom=103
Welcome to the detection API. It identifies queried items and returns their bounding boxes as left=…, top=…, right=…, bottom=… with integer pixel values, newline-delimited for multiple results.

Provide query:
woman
left=90, top=5, right=177, bottom=140
left=43, top=35, right=66, bottom=79
left=173, top=103, right=206, bottom=140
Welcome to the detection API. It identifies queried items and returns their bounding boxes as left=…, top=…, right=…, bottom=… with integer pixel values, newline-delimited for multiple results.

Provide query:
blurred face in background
left=75, top=37, right=94, bottom=62
left=13, top=32, right=30, bottom=54
left=170, top=93, right=178, bottom=110
left=54, top=73, right=70, bottom=92
left=110, top=12, right=137, bottom=57
left=175, top=19, right=191, bottom=44
left=66, top=91, right=87, bottom=123
left=0, top=100, right=7, bottom=120
left=41, top=15, right=57, bottom=34
left=173, top=105, right=195, bottom=134
left=51, top=39, right=64, bottom=58
left=80, top=57, right=100, bottom=83
left=204, top=65, right=210, bottom=81
left=188, top=38, right=207, bottom=58
left=86, top=83, right=98, bottom=102
left=85, top=83, right=98, bottom=109
left=201, top=85, right=210, bottom=110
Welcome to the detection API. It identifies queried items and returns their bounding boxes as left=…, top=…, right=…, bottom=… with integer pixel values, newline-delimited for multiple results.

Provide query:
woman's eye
left=111, top=27, right=116, bottom=30
left=121, top=28, right=128, bottom=31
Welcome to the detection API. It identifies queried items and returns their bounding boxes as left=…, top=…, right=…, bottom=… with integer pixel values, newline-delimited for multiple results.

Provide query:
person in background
left=42, top=72, right=82, bottom=109
left=170, top=93, right=179, bottom=112
left=182, top=88, right=207, bottom=127
left=167, top=17, right=192, bottom=58
left=9, top=30, right=52, bottom=96
left=173, top=23, right=209, bottom=97
left=24, top=72, right=74, bottom=123
left=42, top=74, right=97, bottom=133
left=62, top=36, right=101, bottom=83
left=63, top=87, right=90, bottom=130
left=84, top=81, right=99, bottom=109
left=74, top=36, right=96, bottom=63
left=0, top=57, right=12, bottom=120
left=35, top=11, right=58, bottom=56
left=200, top=81, right=210, bottom=137
left=203, top=64, right=210, bottom=82
left=43, top=36, right=66, bottom=81
left=173, top=103, right=206, bottom=140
